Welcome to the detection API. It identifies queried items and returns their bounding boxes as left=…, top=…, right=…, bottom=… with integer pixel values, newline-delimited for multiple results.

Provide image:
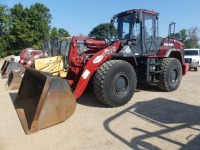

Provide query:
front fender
left=73, top=41, right=122, bottom=99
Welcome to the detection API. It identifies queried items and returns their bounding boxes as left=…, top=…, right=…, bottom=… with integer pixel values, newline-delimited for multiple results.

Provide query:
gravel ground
left=0, top=61, right=200, bottom=150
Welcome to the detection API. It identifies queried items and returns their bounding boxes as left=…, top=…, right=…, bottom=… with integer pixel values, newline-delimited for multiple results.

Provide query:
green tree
left=50, top=27, right=59, bottom=38
left=58, top=28, right=70, bottom=37
left=51, top=27, right=71, bottom=38
left=174, top=28, right=200, bottom=48
left=0, top=5, right=10, bottom=57
left=9, top=3, right=52, bottom=51
left=179, top=29, right=187, bottom=42
left=9, top=4, right=32, bottom=50
left=89, top=23, right=117, bottom=39
left=186, top=27, right=199, bottom=48
left=28, top=3, right=52, bottom=49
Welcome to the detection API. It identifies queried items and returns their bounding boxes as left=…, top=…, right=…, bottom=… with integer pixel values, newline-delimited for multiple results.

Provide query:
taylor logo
left=103, top=46, right=117, bottom=56
left=164, top=42, right=174, bottom=47
left=93, top=55, right=104, bottom=64
left=93, top=46, right=117, bottom=64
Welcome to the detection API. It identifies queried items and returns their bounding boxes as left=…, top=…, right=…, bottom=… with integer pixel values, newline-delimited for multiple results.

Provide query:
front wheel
left=157, top=58, right=182, bottom=92
left=93, top=60, right=137, bottom=107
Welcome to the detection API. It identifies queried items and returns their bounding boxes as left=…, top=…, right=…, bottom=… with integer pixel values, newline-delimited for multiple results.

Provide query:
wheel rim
left=170, top=68, right=178, bottom=83
left=113, top=73, right=129, bottom=95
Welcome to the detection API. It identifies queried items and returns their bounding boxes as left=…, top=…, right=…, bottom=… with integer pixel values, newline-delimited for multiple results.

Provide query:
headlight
left=27, top=60, right=32, bottom=64
left=192, top=59, right=198, bottom=63
left=34, top=55, right=39, bottom=59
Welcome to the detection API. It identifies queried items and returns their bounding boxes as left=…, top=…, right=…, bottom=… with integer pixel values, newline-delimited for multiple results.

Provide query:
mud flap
left=14, top=67, right=76, bottom=134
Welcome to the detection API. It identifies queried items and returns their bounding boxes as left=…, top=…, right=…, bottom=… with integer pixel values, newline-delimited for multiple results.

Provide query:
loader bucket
left=14, top=67, right=76, bottom=134
left=6, top=71, right=23, bottom=90
left=1, top=61, right=22, bottom=79
left=1, top=60, right=10, bottom=78
left=1, top=60, right=9, bottom=72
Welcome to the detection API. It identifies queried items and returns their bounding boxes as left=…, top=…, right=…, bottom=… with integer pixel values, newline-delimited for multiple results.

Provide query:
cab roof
left=113, top=9, right=158, bottom=19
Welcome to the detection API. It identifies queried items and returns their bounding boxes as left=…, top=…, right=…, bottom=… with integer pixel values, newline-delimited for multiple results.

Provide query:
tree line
left=0, top=3, right=70, bottom=57
left=172, top=27, right=200, bottom=48
left=0, top=3, right=200, bottom=58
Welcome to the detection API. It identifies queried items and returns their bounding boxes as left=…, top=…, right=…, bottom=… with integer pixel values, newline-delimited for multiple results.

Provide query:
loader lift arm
left=73, top=41, right=122, bottom=99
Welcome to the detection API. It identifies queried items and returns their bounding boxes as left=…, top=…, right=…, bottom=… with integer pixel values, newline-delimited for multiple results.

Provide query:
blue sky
left=1, top=0, right=200, bottom=38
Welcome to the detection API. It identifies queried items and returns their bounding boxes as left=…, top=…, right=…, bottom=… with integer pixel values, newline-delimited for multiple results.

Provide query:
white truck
left=184, top=49, right=200, bottom=71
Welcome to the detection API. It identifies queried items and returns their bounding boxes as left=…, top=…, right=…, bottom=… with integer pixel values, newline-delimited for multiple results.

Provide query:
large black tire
left=194, top=66, right=198, bottom=71
left=93, top=60, right=137, bottom=107
left=157, top=58, right=182, bottom=92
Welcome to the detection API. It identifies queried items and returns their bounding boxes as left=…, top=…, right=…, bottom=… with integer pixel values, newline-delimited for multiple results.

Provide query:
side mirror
left=110, top=18, right=114, bottom=29
left=168, top=22, right=176, bottom=39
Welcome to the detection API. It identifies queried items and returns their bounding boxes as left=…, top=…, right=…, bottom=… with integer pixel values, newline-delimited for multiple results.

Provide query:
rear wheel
left=194, top=66, right=198, bottom=71
left=93, top=60, right=137, bottom=107
left=157, top=58, right=182, bottom=91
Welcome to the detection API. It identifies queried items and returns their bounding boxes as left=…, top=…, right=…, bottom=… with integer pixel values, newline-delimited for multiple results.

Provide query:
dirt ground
left=0, top=61, right=200, bottom=150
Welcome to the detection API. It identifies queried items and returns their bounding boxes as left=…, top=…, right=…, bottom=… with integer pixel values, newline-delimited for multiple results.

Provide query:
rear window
left=184, top=50, right=198, bottom=55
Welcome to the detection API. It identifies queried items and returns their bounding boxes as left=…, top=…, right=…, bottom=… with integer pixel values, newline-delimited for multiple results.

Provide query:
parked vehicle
left=1, top=48, right=44, bottom=79
left=14, top=9, right=189, bottom=134
left=6, top=37, right=71, bottom=90
left=1, top=39, right=52, bottom=79
left=184, top=49, right=200, bottom=71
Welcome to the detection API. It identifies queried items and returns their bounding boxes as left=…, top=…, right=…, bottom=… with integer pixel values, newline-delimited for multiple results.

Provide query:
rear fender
left=166, top=49, right=189, bottom=75
left=165, top=49, right=183, bottom=63
left=73, top=41, right=122, bottom=99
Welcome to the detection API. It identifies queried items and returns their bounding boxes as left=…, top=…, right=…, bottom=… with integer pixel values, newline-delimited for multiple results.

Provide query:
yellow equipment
left=6, top=56, right=67, bottom=90
left=6, top=37, right=71, bottom=90
left=34, top=56, right=67, bottom=78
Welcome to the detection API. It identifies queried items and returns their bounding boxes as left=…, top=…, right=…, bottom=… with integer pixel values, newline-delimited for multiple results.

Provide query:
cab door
left=142, top=13, right=158, bottom=56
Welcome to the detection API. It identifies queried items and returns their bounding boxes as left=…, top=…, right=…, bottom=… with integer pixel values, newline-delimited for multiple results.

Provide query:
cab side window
left=132, top=22, right=141, bottom=41
left=144, top=17, right=154, bottom=39
left=122, top=22, right=130, bottom=39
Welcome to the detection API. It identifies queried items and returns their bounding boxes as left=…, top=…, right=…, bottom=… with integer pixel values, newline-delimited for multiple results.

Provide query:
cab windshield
left=60, top=39, right=71, bottom=56
left=114, top=14, right=140, bottom=40
left=184, top=50, right=198, bottom=56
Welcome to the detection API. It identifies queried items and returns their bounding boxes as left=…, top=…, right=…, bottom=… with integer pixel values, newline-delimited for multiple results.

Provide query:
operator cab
left=111, top=9, right=161, bottom=57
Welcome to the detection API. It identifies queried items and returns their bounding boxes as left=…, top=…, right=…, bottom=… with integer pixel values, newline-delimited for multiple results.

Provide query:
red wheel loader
left=14, top=9, right=189, bottom=134
left=5, top=37, right=71, bottom=90
left=1, top=48, right=46, bottom=79
left=4, top=40, right=52, bottom=89
left=1, top=38, right=53, bottom=80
